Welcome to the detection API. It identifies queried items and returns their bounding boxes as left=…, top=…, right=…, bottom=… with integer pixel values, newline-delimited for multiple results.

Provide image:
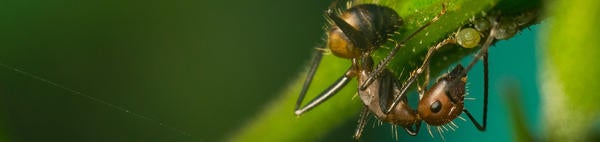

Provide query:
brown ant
left=351, top=18, right=499, bottom=140
left=294, top=1, right=446, bottom=116
left=295, top=0, right=538, bottom=137
left=377, top=11, right=537, bottom=139
left=293, top=1, right=446, bottom=139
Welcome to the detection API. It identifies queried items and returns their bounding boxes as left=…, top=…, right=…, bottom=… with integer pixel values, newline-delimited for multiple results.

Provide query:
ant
left=352, top=16, right=501, bottom=140
left=375, top=11, right=538, bottom=139
left=310, top=17, right=506, bottom=139
left=295, top=0, right=538, bottom=139
left=293, top=0, right=447, bottom=139
left=294, top=1, right=446, bottom=115
left=293, top=0, right=445, bottom=136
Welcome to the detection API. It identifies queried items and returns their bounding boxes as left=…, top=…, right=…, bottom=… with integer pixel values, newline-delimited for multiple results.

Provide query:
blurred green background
left=0, top=0, right=543, bottom=142
left=0, top=0, right=331, bottom=141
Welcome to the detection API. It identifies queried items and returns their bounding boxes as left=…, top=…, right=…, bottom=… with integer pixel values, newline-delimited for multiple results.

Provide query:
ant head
left=418, top=65, right=467, bottom=126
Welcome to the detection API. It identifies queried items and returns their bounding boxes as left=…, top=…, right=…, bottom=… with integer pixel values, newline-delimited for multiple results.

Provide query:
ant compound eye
left=430, top=100, right=442, bottom=113
left=457, top=28, right=481, bottom=48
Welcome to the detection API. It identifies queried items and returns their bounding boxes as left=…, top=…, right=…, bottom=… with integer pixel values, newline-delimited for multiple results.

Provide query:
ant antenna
left=295, top=50, right=324, bottom=110
left=459, top=16, right=499, bottom=131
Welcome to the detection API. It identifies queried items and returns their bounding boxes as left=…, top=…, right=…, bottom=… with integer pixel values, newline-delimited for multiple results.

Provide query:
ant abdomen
left=327, top=4, right=401, bottom=58
left=341, top=4, right=401, bottom=46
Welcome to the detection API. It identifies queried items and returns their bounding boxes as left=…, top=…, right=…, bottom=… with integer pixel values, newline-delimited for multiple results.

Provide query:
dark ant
left=377, top=11, right=538, bottom=139
left=294, top=3, right=402, bottom=115
left=351, top=17, right=501, bottom=140
left=295, top=0, right=537, bottom=139
left=293, top=1, right=447, bottom=139
left=293, top=1, right=445, bottom=137
left=294, top=1, right=446, bottom=115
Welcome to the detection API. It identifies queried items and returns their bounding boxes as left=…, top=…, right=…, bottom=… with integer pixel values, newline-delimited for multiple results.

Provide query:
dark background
left=0, top=0, right=540, bottom=141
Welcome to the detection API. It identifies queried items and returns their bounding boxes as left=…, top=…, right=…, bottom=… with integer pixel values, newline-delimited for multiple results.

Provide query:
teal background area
left=0, top=0, right=541, bottom=141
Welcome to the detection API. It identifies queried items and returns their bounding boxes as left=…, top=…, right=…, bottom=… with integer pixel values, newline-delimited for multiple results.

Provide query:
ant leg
left=415, top=64, right=429, bottom=99
left=384, top=38, right=452, bottom=114
left=462, top=50, right=489, bottom=131
left=461, top=16, right=499, bottom=131
left=463, top=15, right=498, bottom=73
left=353, top=107, right=370, bottom=140
left=482, top=50, right=489, bottom=130
left=295, top=49, right=325, bottom=110
left=294, top=64, right=355, bottom=115
left=296, top=0, right=369, bottom=115
left=403, top=121, right=422, bottom=136
left=360, top=4, right=447, bottom=90
left=419, top=65, right=431, bottom=99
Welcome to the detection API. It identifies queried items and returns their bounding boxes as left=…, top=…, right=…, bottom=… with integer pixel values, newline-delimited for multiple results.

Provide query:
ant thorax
left=357, top=63, right=419, bottom=127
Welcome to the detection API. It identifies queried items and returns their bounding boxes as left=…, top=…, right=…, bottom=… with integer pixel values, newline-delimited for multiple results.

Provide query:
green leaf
left=541, top=0, right=600, bottom=141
